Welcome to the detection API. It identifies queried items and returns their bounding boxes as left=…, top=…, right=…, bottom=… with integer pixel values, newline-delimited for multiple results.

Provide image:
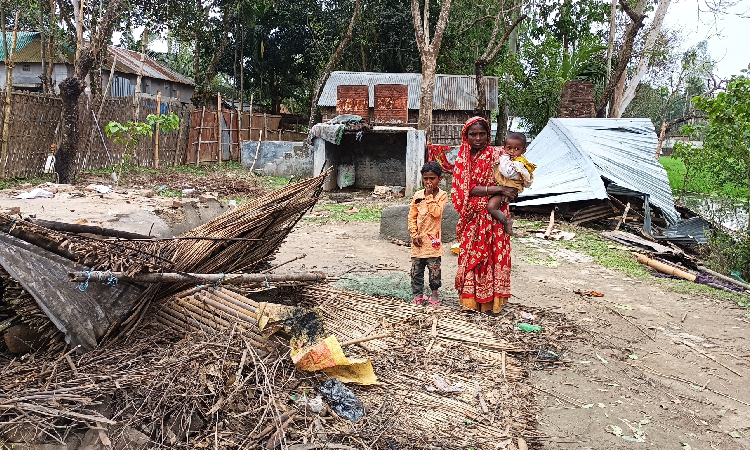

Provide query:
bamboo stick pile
left=293, top=285, right=539, bottom=447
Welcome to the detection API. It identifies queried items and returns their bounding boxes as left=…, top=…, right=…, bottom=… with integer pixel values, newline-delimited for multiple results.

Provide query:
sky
left=663, top=0, right=750, bottom=79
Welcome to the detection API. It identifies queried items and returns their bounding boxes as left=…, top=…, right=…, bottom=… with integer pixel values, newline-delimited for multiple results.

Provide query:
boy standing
left=408, top=161, right=448, bottom=306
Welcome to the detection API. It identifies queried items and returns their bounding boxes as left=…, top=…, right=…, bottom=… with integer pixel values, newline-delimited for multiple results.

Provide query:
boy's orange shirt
left=407, top=188, right=448, bottom=258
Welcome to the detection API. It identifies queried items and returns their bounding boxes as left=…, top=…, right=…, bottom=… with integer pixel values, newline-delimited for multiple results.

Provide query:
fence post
left=0, top=90, right=11, bottom=178
left=217, top=92, right=222, bottom=164
left=196, top=106, right=206, bottom=167
left=154, top=91, right=161, bottom=169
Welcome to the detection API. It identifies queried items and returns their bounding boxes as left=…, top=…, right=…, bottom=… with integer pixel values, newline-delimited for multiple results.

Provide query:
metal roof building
left=318, top=71, right=499, bottom=111
left=516, top=118, right=680, bottom=225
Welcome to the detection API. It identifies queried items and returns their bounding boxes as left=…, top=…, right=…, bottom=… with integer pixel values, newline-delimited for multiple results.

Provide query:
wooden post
left=174, top=106, right=186, bottom=167
left=1, top=12, right=19, bottom=178
left=229, top=106, right=234, bottom=160
left=154, top=91, right=161, bottom=169
left=196, top=105, right=206, bottom=166
left=217, top=92, right=222, bottom=164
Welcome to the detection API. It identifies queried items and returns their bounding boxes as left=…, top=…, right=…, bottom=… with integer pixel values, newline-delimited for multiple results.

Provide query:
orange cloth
left=408, top=188, right=448, bottom=258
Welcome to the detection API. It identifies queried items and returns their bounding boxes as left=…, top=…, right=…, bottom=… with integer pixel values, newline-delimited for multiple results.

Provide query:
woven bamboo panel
left=1, top=91, right=60, bottom=179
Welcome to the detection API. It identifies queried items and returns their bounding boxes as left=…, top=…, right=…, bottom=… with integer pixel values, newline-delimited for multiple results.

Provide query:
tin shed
left=516, top=118, right=680, bottom=226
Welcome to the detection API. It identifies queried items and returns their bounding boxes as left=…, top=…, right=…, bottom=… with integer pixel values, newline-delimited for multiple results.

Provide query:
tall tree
left=594, top=0, right=646, bottom=117
left=411, top=0, right=453, bottom=140
left=54, top=0, right=126, bottom=183
left=308, top=0, right=362, bottom=130
left=473, top=0, right=527, bottom=118
left=614, top=0, right=671, bottom=116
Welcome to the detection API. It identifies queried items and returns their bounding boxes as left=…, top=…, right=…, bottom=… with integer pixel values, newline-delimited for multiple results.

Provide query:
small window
left=22, top=64, right=30, bottom=72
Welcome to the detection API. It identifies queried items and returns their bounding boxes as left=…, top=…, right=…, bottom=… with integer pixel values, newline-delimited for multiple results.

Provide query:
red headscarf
left=451, top=116, right=496, bottom=219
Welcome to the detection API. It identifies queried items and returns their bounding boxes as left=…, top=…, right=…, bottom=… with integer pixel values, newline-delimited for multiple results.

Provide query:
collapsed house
left=515, top=118, right=682, bottom=236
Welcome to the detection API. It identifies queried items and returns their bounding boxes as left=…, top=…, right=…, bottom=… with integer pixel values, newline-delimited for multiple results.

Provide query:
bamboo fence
left=0, top=90, right=193, bottom=179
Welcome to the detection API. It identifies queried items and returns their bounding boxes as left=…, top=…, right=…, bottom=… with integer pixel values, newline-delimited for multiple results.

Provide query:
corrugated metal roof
left=106, top=46, right=194, bottom=86
left=655, top=216, right=712, bottom=244
left=1, top=32, right=39, bottom=61
left=516, top=118, right=680, bottom=225
left=319, top=71, right=499, bottom=111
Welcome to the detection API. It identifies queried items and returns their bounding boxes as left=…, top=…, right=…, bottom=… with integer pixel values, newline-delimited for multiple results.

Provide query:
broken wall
left=240, top=141, right=313, bottom=178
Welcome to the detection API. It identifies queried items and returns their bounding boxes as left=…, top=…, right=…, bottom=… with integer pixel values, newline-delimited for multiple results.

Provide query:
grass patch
left=305, top=204, right=383, bottom=222
left=519, top=220, right=749, bottom=307
left=660, top=157, right=748, bottom=200
left=0, top=175, right=54, bottom=190
left=259, top=176, right=291, bottom=191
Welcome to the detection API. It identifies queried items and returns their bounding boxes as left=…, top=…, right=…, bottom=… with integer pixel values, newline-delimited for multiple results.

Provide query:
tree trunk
left=46, top=0, right=55, bottom=93
left=410, top=0, right=454, bottom=141
left=474, top=61, right=487, bottom=118
left=202, top=1, right=238, bottom=90
left=39, top=1, right=49, bottom=93
left=417, top=53, right=437, bottom=139
left=1, top=12, right=19, bottom=178
left=55, top=78, right=82, bottom=183
left=133, top=28, right=148, bottom=121
left=618, top=0, right=672, bottom=115
left=595, top=0, right=646, bottom=117
left=609, top=71, right=626, bottom=117
left=308, top=0, right=363, bottom=132
left=54, top=0, right=125, bottom=184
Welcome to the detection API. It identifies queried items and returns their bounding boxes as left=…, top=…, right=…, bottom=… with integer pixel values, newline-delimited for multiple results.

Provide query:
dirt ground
left=2, top=183, right=749, bottom=449
left=274, top=220, right=750, bottom=450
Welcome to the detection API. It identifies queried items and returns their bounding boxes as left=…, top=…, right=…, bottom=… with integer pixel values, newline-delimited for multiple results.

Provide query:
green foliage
left=706, top=230, right=750, bottom=283
left=679, top=76, right=750, bottom=227
left=105, top=113, right=181, bottom=180
left=660, top=156, right=748, bottom=200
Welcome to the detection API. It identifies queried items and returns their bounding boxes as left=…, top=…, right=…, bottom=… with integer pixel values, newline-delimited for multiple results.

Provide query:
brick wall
left=558, top=81, right=595, bottom=118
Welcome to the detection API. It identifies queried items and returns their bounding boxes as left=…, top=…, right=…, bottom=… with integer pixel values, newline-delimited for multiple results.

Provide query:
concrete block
left=379, top=203, right=459, bottom=243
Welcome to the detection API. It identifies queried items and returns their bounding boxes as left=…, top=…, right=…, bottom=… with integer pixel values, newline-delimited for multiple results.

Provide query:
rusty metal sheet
left=373, top=84, right=408, bottom=124
left=336, top=85, right=369, bottom=118
left=0, top=232, right=147, bottom=352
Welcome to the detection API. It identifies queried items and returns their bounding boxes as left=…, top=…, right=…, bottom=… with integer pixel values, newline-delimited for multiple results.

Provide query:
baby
left=487, top=132, right=536, bottom=235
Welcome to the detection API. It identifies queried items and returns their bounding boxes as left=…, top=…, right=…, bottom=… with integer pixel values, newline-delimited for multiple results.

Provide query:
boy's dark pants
left=410, top=257, right=442, bottom=295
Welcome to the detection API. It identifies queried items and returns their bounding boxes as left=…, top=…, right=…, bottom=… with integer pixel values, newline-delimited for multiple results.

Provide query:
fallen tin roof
left=318, top=71, right=498, bottom=111
left=516, top=118, right=680, bottom=225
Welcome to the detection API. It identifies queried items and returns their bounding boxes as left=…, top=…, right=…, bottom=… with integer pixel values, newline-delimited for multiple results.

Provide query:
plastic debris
left=85, top=184, right=114, bottom=194
left=295, top=394, right=325, bottom=414
left=317, top=379, right=365, bottom=422
left=520, top=311, right=538, bottom=321
left=181, top=188, right=196, bottom=195
left=515, top=323, right=542, bottom=333
left=14, top=188, right=54, bottom=199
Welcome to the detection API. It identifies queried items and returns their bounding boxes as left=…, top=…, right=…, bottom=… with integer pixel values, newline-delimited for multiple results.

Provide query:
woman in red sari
left=451, top=116, right=519, bottom=314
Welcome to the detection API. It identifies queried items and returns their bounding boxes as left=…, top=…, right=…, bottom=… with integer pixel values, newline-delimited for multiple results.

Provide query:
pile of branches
left=0, top=282, right=572, bottom=449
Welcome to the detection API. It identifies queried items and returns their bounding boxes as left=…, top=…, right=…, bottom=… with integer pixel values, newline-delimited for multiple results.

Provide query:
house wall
left=102, top=73, right=194, bottom=102
left=321, top=106, right=472, bottom=145
left=0, top=62, right=71, bottom=92
left=239, top=140, right=312, bottom=177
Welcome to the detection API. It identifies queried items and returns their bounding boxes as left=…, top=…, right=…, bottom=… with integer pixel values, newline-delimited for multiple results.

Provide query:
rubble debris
left=0, top=170, right=330, bottom=351
left=602, top=230, right=678, bottom=254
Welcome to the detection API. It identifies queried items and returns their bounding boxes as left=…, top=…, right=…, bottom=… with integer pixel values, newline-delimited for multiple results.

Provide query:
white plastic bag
left=337, top=164, right=355, bottom=189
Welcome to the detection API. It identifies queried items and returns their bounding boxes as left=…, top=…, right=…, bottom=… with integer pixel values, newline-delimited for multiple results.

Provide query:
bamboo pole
left=636, top=254, right=696, bottom=281
left=0, top=11, right=19, bottom=178
left=154, top=91, right=161, bottom=169
left=68, top=271, right=326, bottom=284
left=196, top=105, right=205, bottom=166
left=133, top=28, right=148, bottom=121
left=217, top=92, right=222, bottom=163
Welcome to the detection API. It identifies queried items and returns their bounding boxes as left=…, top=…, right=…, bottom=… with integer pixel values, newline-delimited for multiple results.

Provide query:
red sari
left=451, top=117, right=511, bottom=313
